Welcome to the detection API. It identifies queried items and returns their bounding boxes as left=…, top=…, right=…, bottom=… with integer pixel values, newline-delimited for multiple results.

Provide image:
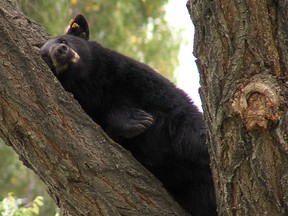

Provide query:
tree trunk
left=0, top=1, right=188, bottom=215
left=188, top=0, right=288, bottom=215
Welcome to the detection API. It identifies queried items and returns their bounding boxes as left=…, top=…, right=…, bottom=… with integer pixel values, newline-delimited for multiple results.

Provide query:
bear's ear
left=66, top=14, right=90, bottom=40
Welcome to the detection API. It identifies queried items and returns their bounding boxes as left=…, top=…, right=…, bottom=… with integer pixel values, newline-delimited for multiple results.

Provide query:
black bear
left=40, top=14, right=217, bottom=215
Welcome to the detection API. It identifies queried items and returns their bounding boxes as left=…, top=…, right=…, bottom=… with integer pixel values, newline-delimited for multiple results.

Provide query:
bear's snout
left=55, top=44, right=68, bottom=57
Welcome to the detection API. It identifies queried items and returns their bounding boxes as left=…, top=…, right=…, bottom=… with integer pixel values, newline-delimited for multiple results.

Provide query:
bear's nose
left=56, top=44, right=68, bottom=56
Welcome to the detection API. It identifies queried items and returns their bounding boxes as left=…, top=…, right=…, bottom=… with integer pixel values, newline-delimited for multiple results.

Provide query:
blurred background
left=1, top=0, right=199, bottom=215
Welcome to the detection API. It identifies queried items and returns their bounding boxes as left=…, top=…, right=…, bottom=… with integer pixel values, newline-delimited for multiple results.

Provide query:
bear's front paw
left=121, top=110, right=153, bottom=138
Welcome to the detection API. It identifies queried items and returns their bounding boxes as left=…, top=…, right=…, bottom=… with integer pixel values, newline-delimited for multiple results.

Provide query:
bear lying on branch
left=40, top=14, right=216, bottom=215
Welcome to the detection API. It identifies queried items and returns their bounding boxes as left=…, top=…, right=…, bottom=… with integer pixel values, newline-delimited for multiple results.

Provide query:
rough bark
left=188, top=0, right=288, bottom=215
left=0, top=1, right=188, bottom=215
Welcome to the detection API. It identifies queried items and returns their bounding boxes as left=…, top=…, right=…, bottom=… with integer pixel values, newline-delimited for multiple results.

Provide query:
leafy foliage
left=0, top=140, right=57, bottom=215
left=0, top=193, right=45, bottom=216
left=13, top=0, right=181, bottom=79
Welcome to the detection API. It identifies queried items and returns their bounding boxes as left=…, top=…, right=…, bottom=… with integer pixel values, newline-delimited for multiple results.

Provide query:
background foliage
left=14, top=0, right=181, bottom=78
left=2, top=0, right=182, bottom=215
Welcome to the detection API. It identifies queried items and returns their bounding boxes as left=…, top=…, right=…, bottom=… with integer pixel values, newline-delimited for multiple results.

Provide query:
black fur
left=40, top=14, right=217, bottom=215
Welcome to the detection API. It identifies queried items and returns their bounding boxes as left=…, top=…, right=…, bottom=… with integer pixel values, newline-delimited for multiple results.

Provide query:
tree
left=0, top=0, right=188, bottom=215
left=188, top=0, right=288, bottom=215
left=5, top=1, right=182, bottom=214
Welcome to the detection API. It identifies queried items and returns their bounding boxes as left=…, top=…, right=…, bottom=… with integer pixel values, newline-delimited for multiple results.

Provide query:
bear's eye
left=41, top=54, right=49, bottom=61
left=59, top=38, right=67, bottom=44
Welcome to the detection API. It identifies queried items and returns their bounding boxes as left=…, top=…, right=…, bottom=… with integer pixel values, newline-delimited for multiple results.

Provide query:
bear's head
left=40, top=14, right=90, bottom=75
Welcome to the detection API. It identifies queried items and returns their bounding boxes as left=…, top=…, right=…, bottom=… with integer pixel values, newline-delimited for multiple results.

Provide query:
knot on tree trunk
left=232, top=74, right=281, bottom=130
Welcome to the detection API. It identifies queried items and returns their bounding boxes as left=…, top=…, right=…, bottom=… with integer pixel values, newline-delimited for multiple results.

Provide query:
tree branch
left=0, top=1, right=188, bottom=215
